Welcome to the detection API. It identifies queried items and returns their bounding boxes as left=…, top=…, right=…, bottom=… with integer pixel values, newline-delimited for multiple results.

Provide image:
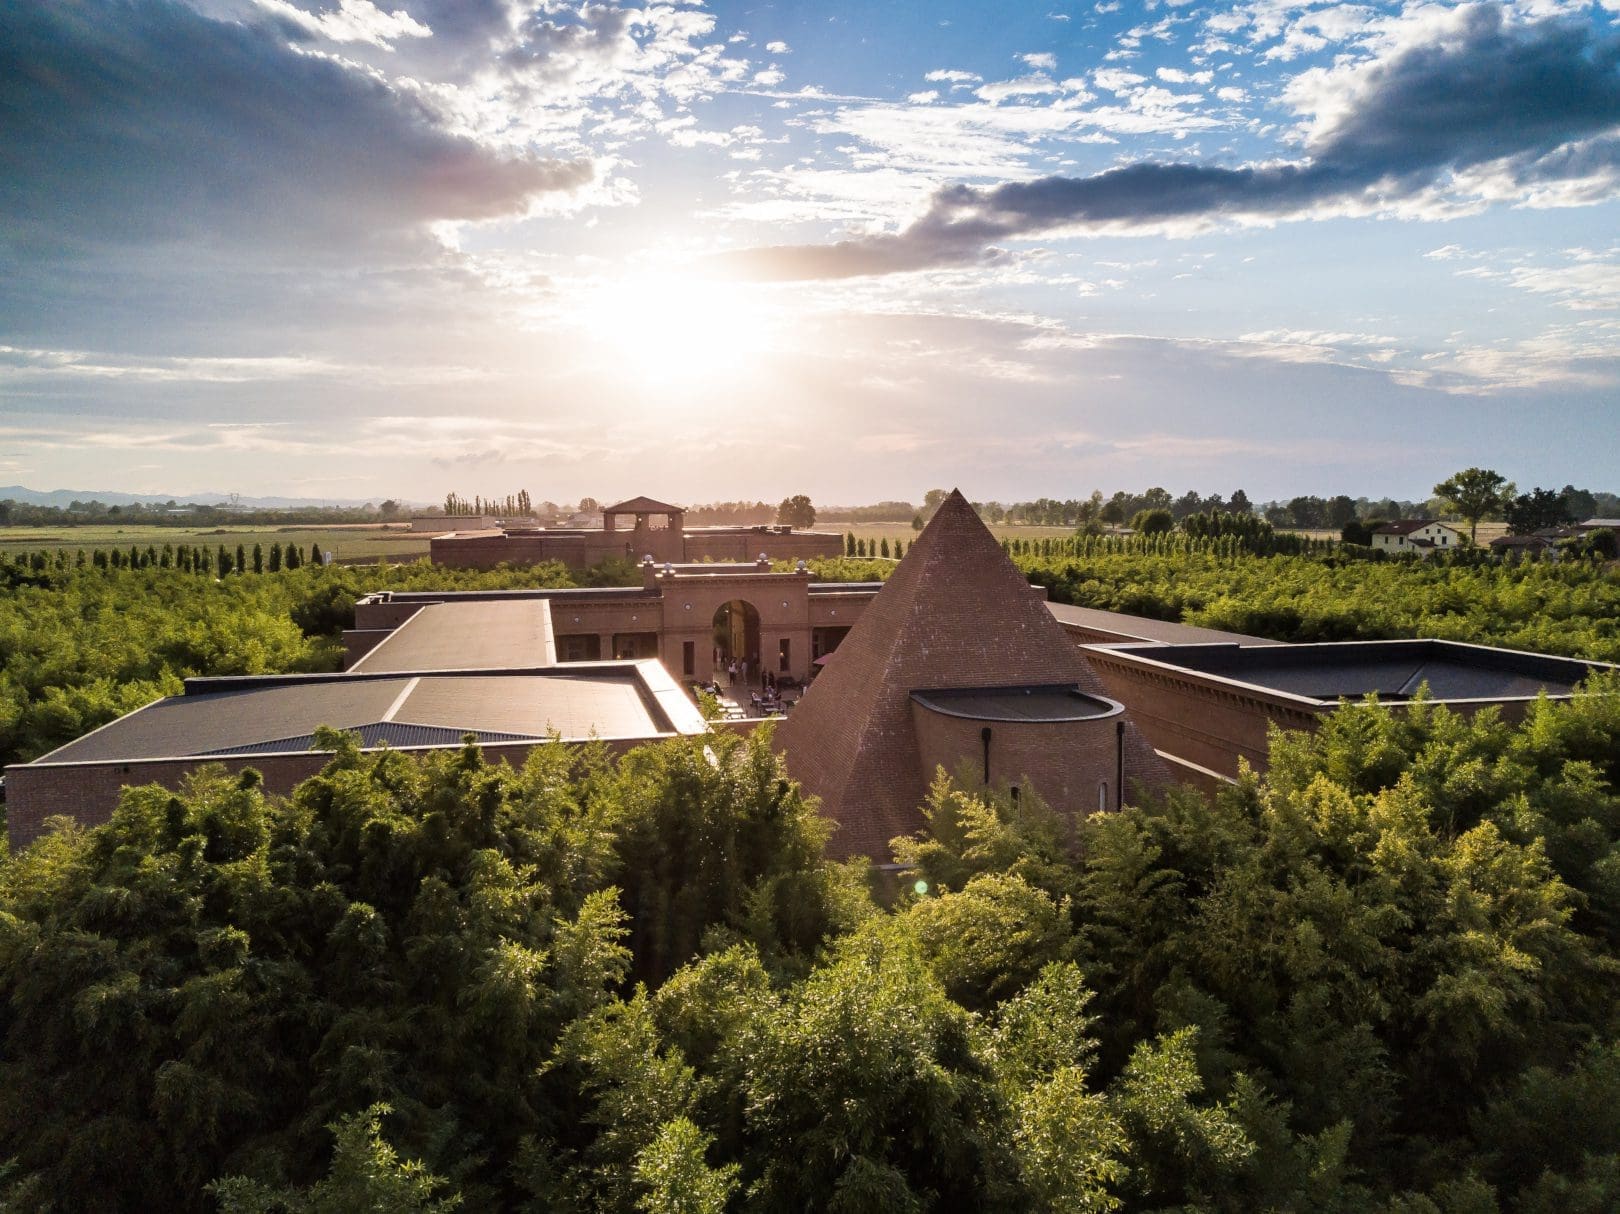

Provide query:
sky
left=1, top=0, right=1618, bottom=507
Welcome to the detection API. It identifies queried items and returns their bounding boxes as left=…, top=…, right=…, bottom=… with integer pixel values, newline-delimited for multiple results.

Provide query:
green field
left=839, top=521, right=1083, bottom=547
left=0, top=523, right=431, bottom=563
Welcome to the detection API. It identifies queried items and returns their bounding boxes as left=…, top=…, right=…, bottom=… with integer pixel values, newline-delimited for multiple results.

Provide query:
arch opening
left=712, top=599, right=761, bottom=675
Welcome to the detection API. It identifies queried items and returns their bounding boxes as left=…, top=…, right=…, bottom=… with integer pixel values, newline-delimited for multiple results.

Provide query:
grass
left=0, top=523, right=431, bottom=562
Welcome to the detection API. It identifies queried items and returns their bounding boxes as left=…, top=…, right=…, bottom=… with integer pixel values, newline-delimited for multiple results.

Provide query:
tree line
left=441, top=491, right=535, bottom=518
left=2, top=680, right=1619, bottom=1210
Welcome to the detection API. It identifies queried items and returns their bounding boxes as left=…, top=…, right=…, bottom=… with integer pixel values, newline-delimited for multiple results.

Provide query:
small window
left=682, top=640, right=695, bottom=676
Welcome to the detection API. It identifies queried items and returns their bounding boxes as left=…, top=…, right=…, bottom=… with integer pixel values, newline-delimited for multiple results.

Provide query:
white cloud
left=1022, top=52, right=1058, bottom=70
left=253, top=0, right=430, bottom=49
left=1091, top=68, right=1146, bottom=93
left=975, top=74, right=1063, bottom=103
left=766, top=40, right=791, bottom=53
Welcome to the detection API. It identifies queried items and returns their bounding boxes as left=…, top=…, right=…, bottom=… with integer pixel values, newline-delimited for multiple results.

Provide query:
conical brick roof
left=777, top=489, right=1163, bottom=859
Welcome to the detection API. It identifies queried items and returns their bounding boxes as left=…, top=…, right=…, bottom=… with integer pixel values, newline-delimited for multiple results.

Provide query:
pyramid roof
left=777, top=489, right=1163, bottom=859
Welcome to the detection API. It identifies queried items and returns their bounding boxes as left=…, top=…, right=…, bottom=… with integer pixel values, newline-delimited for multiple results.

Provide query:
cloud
left=253, top=0, right=430, bottom=49
left=1156, top=67, right=1212, bottom=84
left=975, top=73, right=1064, bottom=102
left=721, top=5, right=1620, bottom=280
left=0, top=0, right=595, bottom=257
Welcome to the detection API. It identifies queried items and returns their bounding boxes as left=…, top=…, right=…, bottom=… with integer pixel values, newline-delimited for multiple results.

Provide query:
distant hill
left=0, top=485, right=390, bottom=510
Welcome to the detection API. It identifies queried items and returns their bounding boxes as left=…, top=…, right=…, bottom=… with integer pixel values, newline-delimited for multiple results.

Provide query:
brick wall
left=683, top=531, right=844, bottom=562
left=910, top=704, right=1136, bottom=819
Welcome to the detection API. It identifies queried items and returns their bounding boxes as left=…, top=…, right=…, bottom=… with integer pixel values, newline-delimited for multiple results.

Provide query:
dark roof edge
left=183, top=662, right=652, bottom=696
left=910, top=684, right=1123, bottom=723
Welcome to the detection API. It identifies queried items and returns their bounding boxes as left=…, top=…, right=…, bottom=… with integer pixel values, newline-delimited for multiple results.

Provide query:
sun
left=571, top=269, right=778, bottom=385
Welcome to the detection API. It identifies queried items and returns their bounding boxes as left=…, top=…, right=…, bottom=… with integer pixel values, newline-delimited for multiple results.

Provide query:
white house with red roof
left=1372, top=519, right=1464, bottom=554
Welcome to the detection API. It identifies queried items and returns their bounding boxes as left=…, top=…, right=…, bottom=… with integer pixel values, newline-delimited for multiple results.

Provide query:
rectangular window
left=778, top=638, right=791, bottom=672
left=682, top=641, right=695, bottom=676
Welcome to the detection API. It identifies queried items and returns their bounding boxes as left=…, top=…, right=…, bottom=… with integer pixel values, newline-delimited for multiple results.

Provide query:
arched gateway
left=712, top=599, right=760, bottom=673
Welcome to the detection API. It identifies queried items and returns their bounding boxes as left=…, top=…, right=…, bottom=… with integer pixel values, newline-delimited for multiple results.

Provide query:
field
left=0, top=522, right=431, bottom=563
left=837, top=521, right=1082, bottom=547
left=847, top=520, right=1516, bottom=547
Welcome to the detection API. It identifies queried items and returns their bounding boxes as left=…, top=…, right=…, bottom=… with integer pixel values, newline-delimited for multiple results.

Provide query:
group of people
left=705, top=651, right=795, bottom=717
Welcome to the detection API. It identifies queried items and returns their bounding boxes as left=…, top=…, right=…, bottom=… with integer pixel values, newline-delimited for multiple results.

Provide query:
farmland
left=0, top=522, right=431, bottom=564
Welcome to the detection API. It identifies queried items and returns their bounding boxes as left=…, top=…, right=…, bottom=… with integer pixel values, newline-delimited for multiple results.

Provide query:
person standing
left=727, top=658, right=738, bottom=687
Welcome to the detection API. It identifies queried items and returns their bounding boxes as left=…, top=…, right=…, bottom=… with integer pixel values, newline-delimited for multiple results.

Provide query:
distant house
left=1372, top=520, right=1463, bottom=554
left=1489, top=534, right=1558, bottom=561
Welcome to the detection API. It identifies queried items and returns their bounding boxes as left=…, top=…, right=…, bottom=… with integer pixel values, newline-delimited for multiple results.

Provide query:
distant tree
left=1287, top=496, right=1326, bottom=528
left=879, top=537, right=891, bottom=558
left=1507, top=487, right=1575, bottom=535
left=1140, top=487, right=1173, bottom=512
left=1434, top=467, right=1514, bottom=544
left=1326, top=495, right=1357, bottom=528
left=378, top=499, right=401, bottom=519
left=1561, top=484, right=1599, bottom=521
left=310, top=542, right=323, bottom=566
left=1131, top=508, right=1173, bottom=535
left=1341, top=518, right=1374, bottom=546
left=845, top=532, right=856, bottom=556
left=911, top=513, right=924, bottom=532
left=776, top=495, right=816, bottom=529
left=285, top=544, right=301, bottom=571
left=579, top=497, right=600, bottom=513
left=1172, top=491, right=1204, bottom=520
left=1228, top=489, right=1252, bottom=516
left=1101, top=493, right=1129, bottom=525
left=236, top=544, right=247, bottom=575
left=267, top=543, right=281, bottom=573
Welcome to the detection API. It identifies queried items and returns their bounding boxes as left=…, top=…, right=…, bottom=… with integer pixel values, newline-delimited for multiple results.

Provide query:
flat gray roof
left=911, top=684, right=1121, bottom=723
left=352, top=599, right=556, bottom=673
left=1046, top=602, right=1282, bottom=647
left=1098, top=639, right=1614, bottom=705
left=31, top=665, right=704, bottom=765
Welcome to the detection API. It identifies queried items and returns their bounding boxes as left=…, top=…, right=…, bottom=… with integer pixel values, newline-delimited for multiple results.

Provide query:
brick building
left=431, top=495, right=844, bottom=570
left=8, top=492, right=1615, bottom=859
left=775, top=491, right=1167, bottom=860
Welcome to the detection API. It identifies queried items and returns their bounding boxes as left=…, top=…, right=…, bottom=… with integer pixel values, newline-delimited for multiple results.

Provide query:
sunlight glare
left=573, top=270, right=777, bottom=385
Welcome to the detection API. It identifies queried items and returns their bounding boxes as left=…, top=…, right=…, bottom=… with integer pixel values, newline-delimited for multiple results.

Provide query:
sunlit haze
left=2, top=0, right=1618, bottom=504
